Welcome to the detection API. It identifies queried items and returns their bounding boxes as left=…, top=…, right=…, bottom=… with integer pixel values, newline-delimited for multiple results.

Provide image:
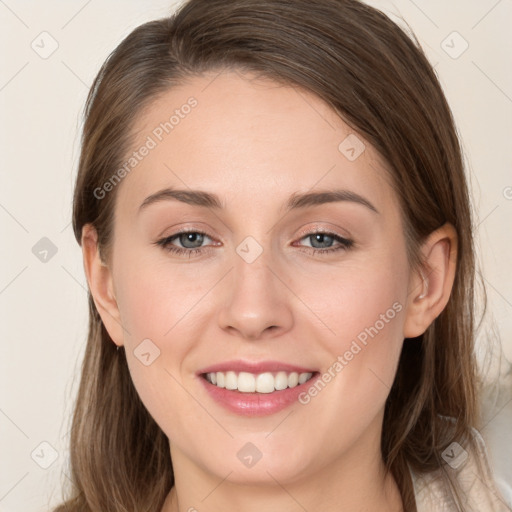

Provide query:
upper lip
left=197, top=360, right=317, bottom=376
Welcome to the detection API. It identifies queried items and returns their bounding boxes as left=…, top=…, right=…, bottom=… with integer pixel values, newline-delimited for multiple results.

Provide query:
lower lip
left=198, top=373, right=320, bottom=417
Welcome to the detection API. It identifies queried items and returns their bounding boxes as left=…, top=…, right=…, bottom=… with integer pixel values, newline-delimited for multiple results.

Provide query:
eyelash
left=154, top=228, right=354, bottom=258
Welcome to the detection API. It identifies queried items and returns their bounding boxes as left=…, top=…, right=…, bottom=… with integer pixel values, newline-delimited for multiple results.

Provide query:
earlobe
left=403, top=223, right=458, bottom=338
left=81, top=224, right=124, bottom=347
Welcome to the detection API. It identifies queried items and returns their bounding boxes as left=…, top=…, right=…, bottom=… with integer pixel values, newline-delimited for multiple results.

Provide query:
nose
left=217, top=245, right=294, bottom=341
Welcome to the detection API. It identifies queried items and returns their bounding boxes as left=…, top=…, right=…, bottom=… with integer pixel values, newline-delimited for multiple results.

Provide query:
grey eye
left=176, top=232, right=205, bottom=248
left=306, top=233, right=336, bottom=249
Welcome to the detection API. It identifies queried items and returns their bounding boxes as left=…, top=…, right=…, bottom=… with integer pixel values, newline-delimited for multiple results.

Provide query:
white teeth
left=275, top=371, right=289, bottom=390
left=205, top=370, right=313, bottom=393
left=298, top=372, right=310, bottom=385
left=238, top=372, right=256, bottom=392
left=288, top=372, right=299, bottom=388
left=225, top=371, right=237, bottom=390
left=256, top=372, right=274, bottom=393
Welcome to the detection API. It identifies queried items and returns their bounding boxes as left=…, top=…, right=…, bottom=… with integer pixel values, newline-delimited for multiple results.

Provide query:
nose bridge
left=233, top=235, right=274, bottom=292
left=217, top=233, right=294, bottom=339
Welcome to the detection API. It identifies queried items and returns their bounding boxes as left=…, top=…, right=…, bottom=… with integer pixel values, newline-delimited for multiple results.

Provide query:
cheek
left=299, top=254, right=408, bottom=358
left=110, top=249, right=222, bottom=436
left=113, top=245, right=213, bottom=346
left=295, top=254, right=408, bottom=430
left=115, top=273, right=205, bottom=444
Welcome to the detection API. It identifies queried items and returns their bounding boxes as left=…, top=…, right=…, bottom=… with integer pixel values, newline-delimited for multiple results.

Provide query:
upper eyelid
left=162, top=228, right=351, bottom=246
left=295, top=225, right=350, bottom=239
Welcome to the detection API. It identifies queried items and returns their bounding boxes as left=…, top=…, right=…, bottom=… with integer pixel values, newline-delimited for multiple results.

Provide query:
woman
left=55, top=0, right=510, bottom=510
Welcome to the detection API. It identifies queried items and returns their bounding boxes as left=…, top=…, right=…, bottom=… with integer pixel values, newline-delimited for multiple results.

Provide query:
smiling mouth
left=202, top=370, right=317, bottom=393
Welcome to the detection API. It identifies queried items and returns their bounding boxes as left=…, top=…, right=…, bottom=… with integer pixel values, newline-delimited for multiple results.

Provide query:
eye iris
left=310, top=233, right=334, bottom=248
left=180, top=232, right=204, bottom=248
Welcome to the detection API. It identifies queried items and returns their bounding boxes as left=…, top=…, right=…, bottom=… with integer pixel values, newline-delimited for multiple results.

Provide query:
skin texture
left=82, top=71, right=458, bottom=512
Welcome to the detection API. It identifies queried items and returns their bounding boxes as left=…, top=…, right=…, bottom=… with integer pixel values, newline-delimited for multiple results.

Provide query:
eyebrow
left=138, top=187, right=379, bottom=214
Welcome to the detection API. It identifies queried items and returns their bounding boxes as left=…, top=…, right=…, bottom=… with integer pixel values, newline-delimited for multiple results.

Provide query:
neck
left=161, top=430, right=404, bottom=512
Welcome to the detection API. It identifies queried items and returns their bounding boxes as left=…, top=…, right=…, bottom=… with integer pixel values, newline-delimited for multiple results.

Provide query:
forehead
left=116, top=71, right=396, bottom=219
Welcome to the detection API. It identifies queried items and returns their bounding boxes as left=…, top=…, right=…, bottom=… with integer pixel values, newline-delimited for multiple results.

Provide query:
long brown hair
left=56, top=1, right=485, bottom=510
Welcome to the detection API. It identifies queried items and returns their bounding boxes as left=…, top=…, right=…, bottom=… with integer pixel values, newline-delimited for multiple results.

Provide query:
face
left=99, top=71, right=416, bottom=484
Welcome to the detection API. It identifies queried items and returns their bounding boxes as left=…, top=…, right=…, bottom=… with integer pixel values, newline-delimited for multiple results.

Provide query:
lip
left=196, top=360, right=320, bottom=417
left=197, top=359, right=317, bottom=375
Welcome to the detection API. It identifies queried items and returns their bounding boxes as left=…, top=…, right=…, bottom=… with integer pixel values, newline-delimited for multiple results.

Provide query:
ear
left=81, top=223, right=124, bottom=348
left=403, top=222, right=458, bottom=338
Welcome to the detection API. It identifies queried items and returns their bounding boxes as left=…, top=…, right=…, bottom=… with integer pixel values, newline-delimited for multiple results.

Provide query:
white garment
left=411, top=429, right=512, bottom=511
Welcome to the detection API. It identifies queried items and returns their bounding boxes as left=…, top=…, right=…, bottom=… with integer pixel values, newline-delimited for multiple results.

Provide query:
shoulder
left=410, top=427, right=512, bottom=512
